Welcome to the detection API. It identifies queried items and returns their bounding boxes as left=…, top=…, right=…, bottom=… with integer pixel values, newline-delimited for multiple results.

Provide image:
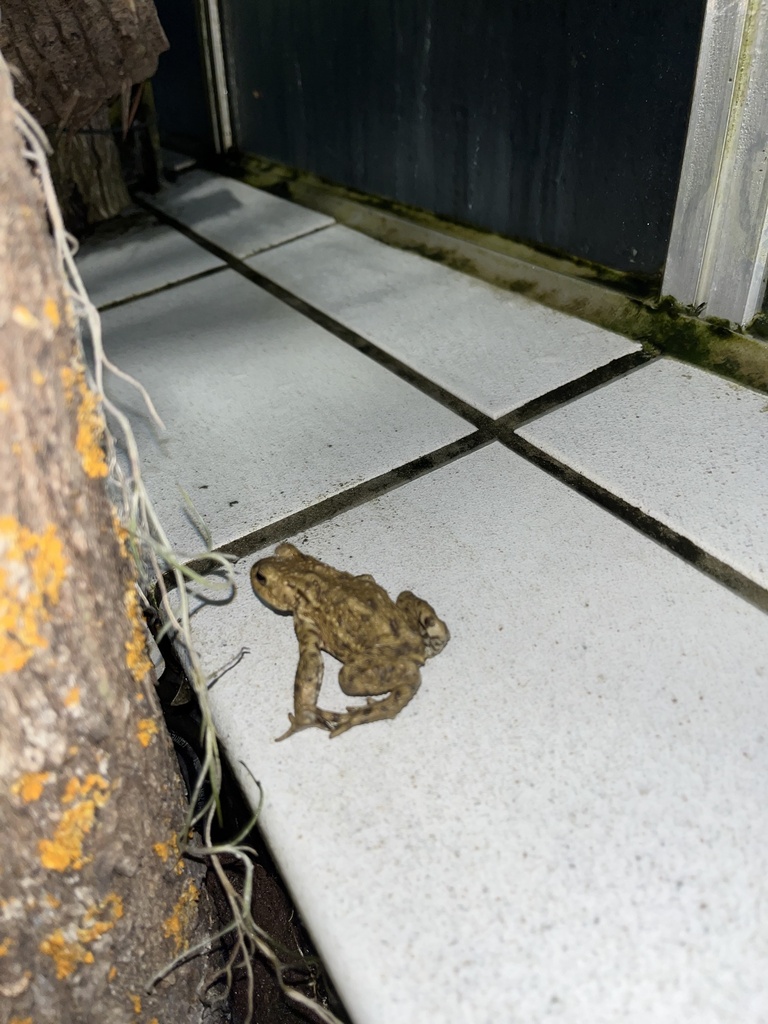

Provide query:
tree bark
left=0, top=51, right=213, bottom=1024
left=48, top=107, right=131, bottom=230
left=1, top=0, right=169, bottom=232
left=0, top=0, right=169, bottom=133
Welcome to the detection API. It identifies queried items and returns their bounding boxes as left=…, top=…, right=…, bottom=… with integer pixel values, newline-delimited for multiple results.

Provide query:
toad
left=250, top=543, right=450, bottom=739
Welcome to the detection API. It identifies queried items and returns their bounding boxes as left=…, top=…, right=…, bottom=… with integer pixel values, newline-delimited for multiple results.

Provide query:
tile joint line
left=132, top=196, right=768, bottom=616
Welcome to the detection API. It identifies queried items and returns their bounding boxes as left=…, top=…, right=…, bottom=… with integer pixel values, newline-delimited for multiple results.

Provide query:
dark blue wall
left=222, top=0, right=706, bottom=277
left=153, top=0, right=214, bottom=152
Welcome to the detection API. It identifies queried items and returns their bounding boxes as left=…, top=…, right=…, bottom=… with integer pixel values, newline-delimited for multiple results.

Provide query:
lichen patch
left=136, top=718, right=159, bottom=748
left=39, top=928, right=95, bottom=979
left=78, top=893, right=123, bottom=944
left=60, top=364, right=108, bottom=479
left=125, top=586, right=152, bottom=683
left=44, top=297, right=60, bottom=328
left=163, top=879, right=199, bottom=953
left=38, top=775, right=110, bottom=872
left=112, top=510, right=130, bottom=561
left=63, top=685, right=80, bottom=708
left=153, top=832, right=184, bottom=874
left=11, top=305, right=40, bottom=330
left=0, top=518, right=68, bottom=673
left=11, top=771, right=51, bottom=802
left=39, top=893, right=123, bottom=980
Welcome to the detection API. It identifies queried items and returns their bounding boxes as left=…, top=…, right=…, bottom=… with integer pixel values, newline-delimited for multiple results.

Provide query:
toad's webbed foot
left=275, top=706, right=339, bottom=742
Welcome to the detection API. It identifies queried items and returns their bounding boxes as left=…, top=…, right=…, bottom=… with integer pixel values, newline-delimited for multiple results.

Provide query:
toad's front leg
left=276, top=618, right=330, bottom=741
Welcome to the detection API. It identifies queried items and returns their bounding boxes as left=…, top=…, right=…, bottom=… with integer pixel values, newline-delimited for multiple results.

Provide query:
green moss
left=748, top=313, right=768, bottom=339
left=608, top=299, right=768, bottom=394
left=229, top=153, right=768, bottom=395
left=235, top=153, right=657, bottom=298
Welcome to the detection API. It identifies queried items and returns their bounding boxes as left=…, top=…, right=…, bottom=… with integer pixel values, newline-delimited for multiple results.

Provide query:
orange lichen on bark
left=11, top=304, right=40, bottom=329
left=39, top=929, right=94, bottom=979
left=137, top=717, right=159, bottom=748
left=44, top=892, right=62, bottom=909
left=163, top=879, right=199, bottom=953
left=62, top=774, right=110, bottom=805
left=0, top=519, right=68, bottom=673
left=9, top=1017, right=33, bottom=1024
left=38, top=775, right=110, bottom=871
left=153, top=839, right=172, bottom=862
left=39, top=894, right=123, bottom=980
left=63, top=685, right=80, bottom=708
left=0, top=936, right=12, bottom=955
left=129, top=993, right=142, bottom=1013
left=108, top=965, right=118, bottom=982
left=78, top=893, right=123, bottom=944
left=11, top=771, right=51, bottom=802
left=153, top=832, right=184, bottom=874
left=60, top=364, right=108, bottom=479
left=112, top=509, right=130, bottom=561
left=44, top=297, right=60, bottom=328
left=125, top=585, right=152, bottom=683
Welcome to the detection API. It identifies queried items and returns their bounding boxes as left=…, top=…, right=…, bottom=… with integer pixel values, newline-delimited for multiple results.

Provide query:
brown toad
left=250, top=543, right=450, bottom=739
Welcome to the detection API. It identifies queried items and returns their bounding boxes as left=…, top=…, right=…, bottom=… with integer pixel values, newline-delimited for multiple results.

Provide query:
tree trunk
left=0, top=51, right=213, bottom=1024
left=48, top=107, right=131, bottom=232
left=1, top=0, right=169, bottom=232
left=0, top=0, right=169, bottom=134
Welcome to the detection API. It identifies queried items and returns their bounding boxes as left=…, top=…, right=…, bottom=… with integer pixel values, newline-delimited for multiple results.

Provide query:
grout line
left=135, top=193, right=489, bottom=429
left=499, top=431, right=768, bottom=615
left=132, top=194, right=768, bottom=615
left=162, top=431, right=492, bottom=591
left=251, top=219, right=337, bottom=254
left=98, top=263, right=229, bottom=313
left=496, top=349, right=657, bottom=430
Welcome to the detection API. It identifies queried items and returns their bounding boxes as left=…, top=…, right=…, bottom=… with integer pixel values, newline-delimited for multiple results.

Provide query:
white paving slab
left=142, top=169, right=334, bottom=259
left=188, top=443, right=768, bottom=1024
left=101, top=269, right=471, bottom=555
left=519, top=357, right=768, bottom=590
left=76, top=218, right=223, bottom=308
left=247, top=224, right=640, bottom=418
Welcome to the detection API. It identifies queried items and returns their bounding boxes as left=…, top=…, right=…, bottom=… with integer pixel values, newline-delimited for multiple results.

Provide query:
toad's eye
left=254, top=570, right=267, bottom=584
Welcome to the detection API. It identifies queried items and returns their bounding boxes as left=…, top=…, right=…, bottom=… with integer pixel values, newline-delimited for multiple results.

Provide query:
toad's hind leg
left=330, top=658, right=422, bottom=737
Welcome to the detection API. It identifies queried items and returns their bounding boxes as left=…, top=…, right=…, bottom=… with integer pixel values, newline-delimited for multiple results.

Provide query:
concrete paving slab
left=143, top=169, right=333, bottom=259
left=185, top=442, right=768, bottom=1024
left=519, top=358, right=768, bottom=589
left=248, top=224, right=640, bottom=418
left=101, top=269, right=472, bottom=555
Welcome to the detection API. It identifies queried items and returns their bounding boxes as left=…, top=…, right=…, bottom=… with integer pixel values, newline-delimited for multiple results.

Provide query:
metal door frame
left=663, top=0, right=768, bottom=327
left=196, top=0, right=233, bottom=153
